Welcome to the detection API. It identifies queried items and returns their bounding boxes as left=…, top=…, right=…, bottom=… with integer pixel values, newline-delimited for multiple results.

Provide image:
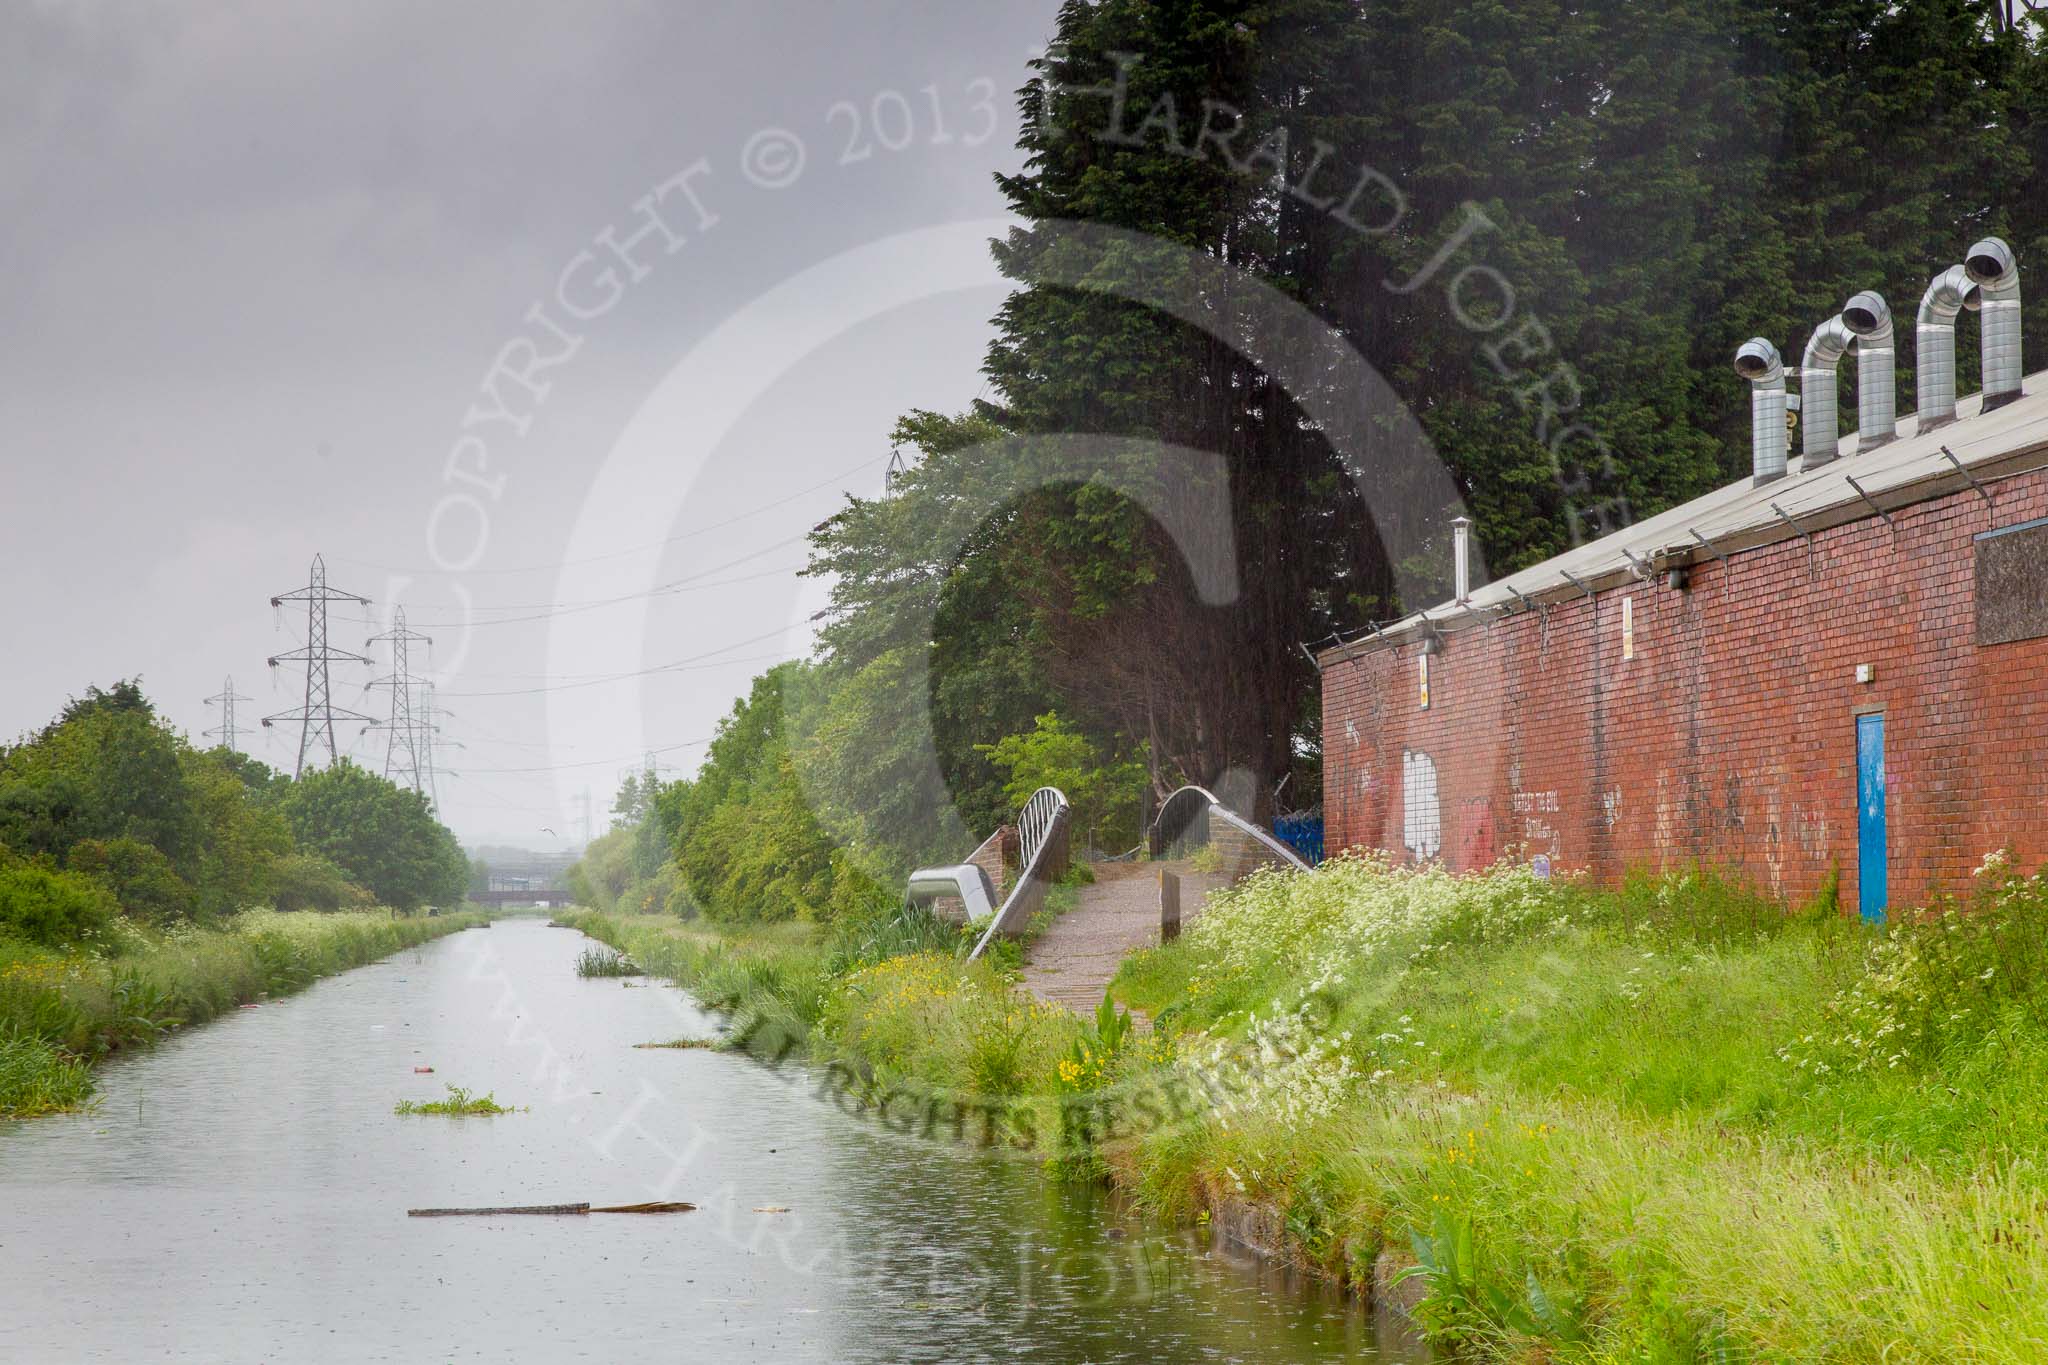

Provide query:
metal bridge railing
left=967, top=786, right=1070, bottom=960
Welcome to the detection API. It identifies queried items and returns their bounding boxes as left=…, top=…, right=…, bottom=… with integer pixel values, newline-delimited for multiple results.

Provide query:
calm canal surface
left=1, top=918, right=1419, bottom=1362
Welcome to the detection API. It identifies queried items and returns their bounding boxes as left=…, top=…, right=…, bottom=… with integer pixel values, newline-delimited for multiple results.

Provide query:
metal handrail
left=967, top=787, right=1070, bottom=960
left=1147, top=784, right=1311, bottom=871
left=1018, top=785, right=1066, bottom=870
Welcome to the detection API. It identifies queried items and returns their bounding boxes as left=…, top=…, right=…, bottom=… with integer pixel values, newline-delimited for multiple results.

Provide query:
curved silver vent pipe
left=1800, top=314, right=1855, bottom=468
left=1840, top=290, right=1896, bottom=450
left=1915, top=264, right=1976, bottom=432
left=1734, top=338, right=1788, bottom=486
left=1966, top=236, right=2022, bottom=411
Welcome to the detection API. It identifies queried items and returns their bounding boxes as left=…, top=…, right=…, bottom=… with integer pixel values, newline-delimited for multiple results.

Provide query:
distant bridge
left=465, top=888, right=577, bottom=908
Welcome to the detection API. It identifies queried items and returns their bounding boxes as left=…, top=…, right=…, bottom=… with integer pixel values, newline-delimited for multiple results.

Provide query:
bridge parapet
left=1150, top=785, right=1310, bottom=880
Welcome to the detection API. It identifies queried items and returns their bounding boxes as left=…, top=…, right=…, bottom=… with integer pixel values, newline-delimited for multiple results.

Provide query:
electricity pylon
left=264, top=554, right=374, bottom=778
left=415, top=681, right=464, bottom=814
left=366, top=607, right=433, bottom=797
left=201, top=676, right=253, bottom=751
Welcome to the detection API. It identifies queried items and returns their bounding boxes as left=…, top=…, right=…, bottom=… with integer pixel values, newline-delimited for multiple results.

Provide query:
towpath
left=1020, top=859, right=1229, bottom=1015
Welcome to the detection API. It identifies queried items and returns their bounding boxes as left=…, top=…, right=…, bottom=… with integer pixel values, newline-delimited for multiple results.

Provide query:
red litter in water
left=414, top=1066, right=435, bottom=1074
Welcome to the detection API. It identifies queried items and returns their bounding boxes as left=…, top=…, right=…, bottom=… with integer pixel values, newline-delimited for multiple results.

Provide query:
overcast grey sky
left=1, top=1, right=1063, bottom=849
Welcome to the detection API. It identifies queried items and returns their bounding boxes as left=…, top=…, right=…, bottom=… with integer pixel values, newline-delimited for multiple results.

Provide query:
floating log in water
left=592, top=1201, right=698, bottom=1214
left=406, top=1201, right=695, bottom=1217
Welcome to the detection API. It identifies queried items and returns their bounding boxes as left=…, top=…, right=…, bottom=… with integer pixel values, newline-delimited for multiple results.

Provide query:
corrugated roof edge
left=1317, top=368, right=2048, bottom=668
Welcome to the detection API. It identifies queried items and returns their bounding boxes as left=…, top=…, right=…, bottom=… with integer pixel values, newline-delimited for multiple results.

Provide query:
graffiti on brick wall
left=1792, top=805, right=1831, bottom=860
left=1402, top=750, right=1441, bottom=860
left=1511, top=787, right=1561, bottom=856
left=1602, top=787, right=1623, bottom=831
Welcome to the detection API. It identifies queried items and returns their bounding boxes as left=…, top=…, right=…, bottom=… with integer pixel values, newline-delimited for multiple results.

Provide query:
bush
left=0, top=863, right=118, bottom=948
left=268, top=852, right=373, bottom=913
left=1783, top=851, right=2048, bottom=1076
left=67, top=836, right=193, bottom=925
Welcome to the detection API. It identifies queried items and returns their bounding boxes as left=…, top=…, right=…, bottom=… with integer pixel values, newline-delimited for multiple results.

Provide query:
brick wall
left=931, top=825, right=1015, bottom=925
left=1320, top=468, right=2048, bottom=910
left=1209, top=816, right=1303, bottom=881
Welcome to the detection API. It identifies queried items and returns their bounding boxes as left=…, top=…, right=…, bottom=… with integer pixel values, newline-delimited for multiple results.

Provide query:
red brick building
left=1319, top=342, right=2048, bottom=919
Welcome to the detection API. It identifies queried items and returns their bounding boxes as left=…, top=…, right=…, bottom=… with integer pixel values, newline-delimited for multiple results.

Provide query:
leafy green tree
left=66, top=837, right=191, bottom=926
left=978, top=712, right=1148, bottom=854
left=277, top=761, right=466, bottom=911
left=178, top=747, right=291, bottom=919
left=565, top=826, right=636, bottom=912
left=0, top=681, right=198, bottom=870
left=269, top=852, right=373, bottom=913
left=664, top=667, right=865, bottom=923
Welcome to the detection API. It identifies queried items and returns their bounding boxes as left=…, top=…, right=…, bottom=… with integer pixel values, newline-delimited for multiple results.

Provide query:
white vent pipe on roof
left=1915, top=264, right=1976, bottom=431
left=1451, top=516, right=1472, bottom=603
left=1840, top=291, right=1897, bottom=450
left=1800, top=314, right=1856, bottom=468
left=1966, top=236, right=2022, bottom=411
left=1734, top=337, right=1788, bottom=486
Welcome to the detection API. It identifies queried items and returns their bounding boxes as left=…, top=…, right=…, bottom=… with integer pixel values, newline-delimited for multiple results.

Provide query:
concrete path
left=1020, top=859, right=1228, bottom=1015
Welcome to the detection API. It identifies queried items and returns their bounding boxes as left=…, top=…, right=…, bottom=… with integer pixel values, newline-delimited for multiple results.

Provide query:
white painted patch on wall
left=1402, top=749, right=1442, bottom=860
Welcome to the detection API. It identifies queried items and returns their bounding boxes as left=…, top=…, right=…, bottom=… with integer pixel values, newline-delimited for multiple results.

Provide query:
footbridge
left=908, top=783, right=1309, bottom=1013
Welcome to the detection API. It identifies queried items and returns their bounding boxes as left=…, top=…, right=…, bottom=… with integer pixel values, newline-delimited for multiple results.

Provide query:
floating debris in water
left=406, top=1201, right=696, bottom=1217
left=633, top=1039, right=717, bottom=1049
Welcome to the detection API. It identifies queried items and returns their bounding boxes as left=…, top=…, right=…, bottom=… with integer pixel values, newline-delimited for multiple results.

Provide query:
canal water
left=0, top=918, right=1419, bottom=1362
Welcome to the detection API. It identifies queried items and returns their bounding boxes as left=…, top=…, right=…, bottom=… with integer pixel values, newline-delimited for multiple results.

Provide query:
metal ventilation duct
left=1915, top=264, right=1975, bottom=432
left=1840, top=290, right=1897, bottom=451
left=1734, top=337, right=1788, bottom=486
left=1966, top=236, right=2022, bottom=411
left=1451, top=515, right=1472, bottom=603
left=1799, top=314, right=1855, bottom=468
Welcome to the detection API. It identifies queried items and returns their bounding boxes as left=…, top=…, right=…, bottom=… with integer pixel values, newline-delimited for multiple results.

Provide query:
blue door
left=1856, top=714, right=1887, bottom=923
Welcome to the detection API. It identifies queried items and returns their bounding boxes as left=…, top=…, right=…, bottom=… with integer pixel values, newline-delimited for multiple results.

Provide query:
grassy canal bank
left=567, top=854, right=2048, bottom=1362
left=0, top=909, right=487, bottom=1117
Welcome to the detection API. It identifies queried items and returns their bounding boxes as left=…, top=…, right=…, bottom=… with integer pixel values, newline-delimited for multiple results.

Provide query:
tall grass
left=1108, top=851, right=2048, bottom=1361
left=574, top=946, right=642, bottom=978
left=0, top=910, right=483, bottom=1117
left=0, top=1030, right=93, bottom=1117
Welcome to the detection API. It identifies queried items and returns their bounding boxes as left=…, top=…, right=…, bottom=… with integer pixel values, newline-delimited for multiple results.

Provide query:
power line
left=263, top=554, right=375, bottom=777
left=414, top=648, right=791, bottom=687
left=453, top=738, right=711, bottom=775
left=434, top=627, right=799, bottom=699
left=330, top=454, right=883, bottom=579
left=331, top=537, right=811, bottom=632
left=336, top=561, right=807, bottom=622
